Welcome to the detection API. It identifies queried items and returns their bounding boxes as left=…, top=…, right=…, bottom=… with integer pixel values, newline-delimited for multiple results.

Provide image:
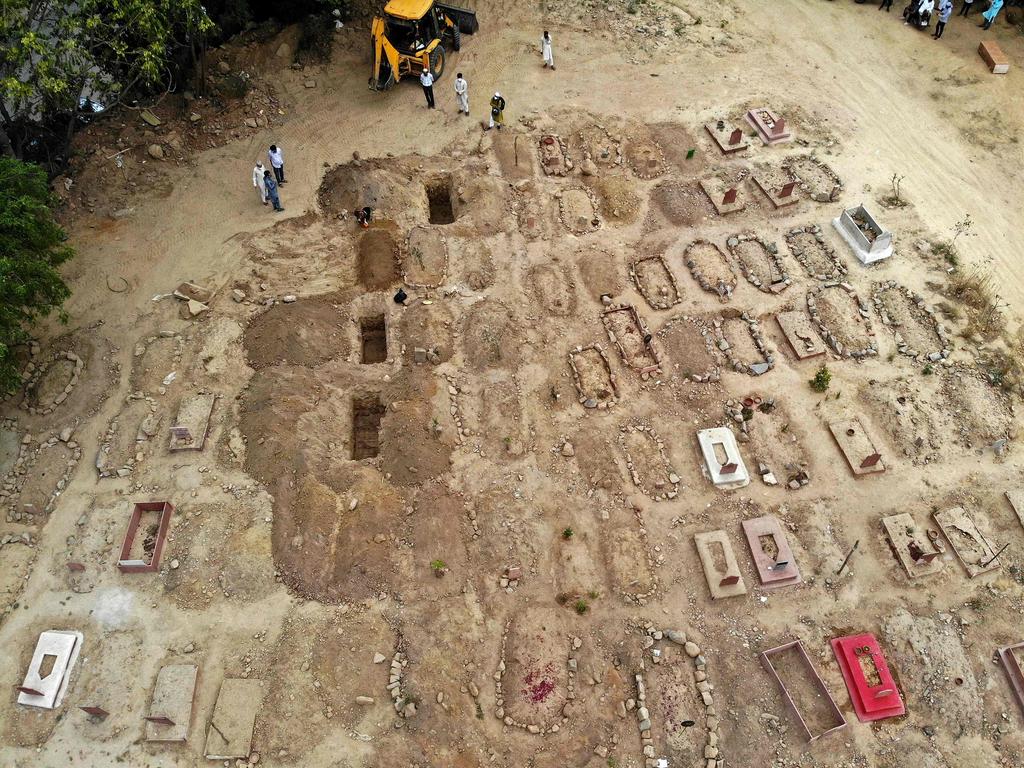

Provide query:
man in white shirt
left=252, top=161, right=267, bottom=205
left=454, top=72, right=469, bottom=115
left=268, top=145, right=285, bottom=184
left=420, top=69, right=435, bottom=109
left=542, top=31, right=555, bottom=70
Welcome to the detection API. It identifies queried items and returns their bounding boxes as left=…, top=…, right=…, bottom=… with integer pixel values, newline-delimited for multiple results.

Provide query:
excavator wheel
left=429, top=46, right=446, bottom=80
left=452, top=25, right=462, bottom=51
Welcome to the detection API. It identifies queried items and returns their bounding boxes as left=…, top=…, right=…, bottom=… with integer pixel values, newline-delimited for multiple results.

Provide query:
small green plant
left=741, top=406, right=754, bottom=421
left=607, top=759, right=619, bottom=768
left=588, top=589, right=600, bottom=599
left=430, top=559, right=447, bottom=576
left=574, top=599, right=589, bottom=615
left=809, top=364, right=832, bottom=393
left=922, top=363, right=934, bottom=375
left=562, top=526, right=574, bottom=540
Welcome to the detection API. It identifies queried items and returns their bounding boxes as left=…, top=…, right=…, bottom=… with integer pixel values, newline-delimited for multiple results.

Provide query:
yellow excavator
left=370, top=0, right=478, bottom=91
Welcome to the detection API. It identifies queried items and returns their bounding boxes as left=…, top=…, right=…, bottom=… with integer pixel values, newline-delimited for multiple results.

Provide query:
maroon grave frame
left=997, top=642, right=1024, bottom=720
left=117, top=501, right=174, bottom=573
left=760, top=640, right=846, bottom=742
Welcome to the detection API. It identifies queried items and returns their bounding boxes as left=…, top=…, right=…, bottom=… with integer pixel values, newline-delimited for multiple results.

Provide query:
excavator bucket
left=437, top=3, right=479, bottom=34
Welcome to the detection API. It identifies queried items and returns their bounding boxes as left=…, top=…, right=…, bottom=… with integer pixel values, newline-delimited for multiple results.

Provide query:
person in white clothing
left=541, top=31, right=555, bottom=70
left=252, top=161, right=267, bottom=205
left=420, top=69, right=435, bottom=108
left=454, top=72, right=469, bottom=115
left=268, top=145, right=285, bottom=184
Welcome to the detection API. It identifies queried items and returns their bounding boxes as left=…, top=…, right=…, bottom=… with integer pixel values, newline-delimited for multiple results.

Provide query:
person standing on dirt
left=879, top=0, right=894, bottom=10
left=252, top=160, right=268, bottom=206
left=268, top=144, right=285, bottom=184
left=980, top=0, right=1003, bottom=28
left=934, top=0, right=954, bottom=36
left=488, top=92, right=506, bottom=130
left=420, top=68, right=436, bottom=109
left=454, top=72, right=469, bottom=115
left=264, top=169, right=284, bottom=212
left=541, top=31, right=555, bottom=70
left=959, top=0, right=975, bottom=15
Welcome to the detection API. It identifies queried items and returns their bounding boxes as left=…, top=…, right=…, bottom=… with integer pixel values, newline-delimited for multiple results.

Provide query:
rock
left=175, top=282, right=214, bottom=303
left=788, top=479, right=801, bottom=490
left=170, top=558, right=180, bottom=569
left=373, top=653, right=386, bottom=664
left=561, top=442, right=575, bottom=457
left=275, top=43, right=291, bottom=58
left=245, top=117, right=258, bottom=129
left=763, top=471, right=778, bottom=486
left=232, top=289, right=246, bottom=303
left=58, top=427, right=73, bottom=443
left=147, top=144, right=164, bottom=160
left=187, top=299, right=208, bottom=317
left=666, top=630, right=686, bottom=645
left=750, top=362, right=771, bottom=375
left=217, top=60, right=231, bottom=74
left=282, top=295, right=297, bottom=303
left=684, top=642, right=700, bottom=658
left=304, top=79, right=317, bottom=88
left=668, top=473, right=680, bottom=484
left=355, top=696, right=375, bottom=705
left=183, top=642, right=195, bottom=653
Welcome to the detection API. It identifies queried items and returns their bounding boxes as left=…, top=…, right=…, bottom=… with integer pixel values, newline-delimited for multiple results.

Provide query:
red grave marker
left=779, top=181, right=796, bottom=198
left=729, top=128, right=743, bottom=145
left=831, top=633, right=905, bottom=722
left=723, top=188, right=738, bottom=205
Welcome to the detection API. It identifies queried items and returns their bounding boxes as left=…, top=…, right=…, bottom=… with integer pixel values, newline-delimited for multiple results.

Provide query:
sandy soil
left=4, top=2, right=1024, bottom=768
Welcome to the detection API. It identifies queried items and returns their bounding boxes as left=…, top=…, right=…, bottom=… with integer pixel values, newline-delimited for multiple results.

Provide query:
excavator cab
left=370, top=0, right=478, bottom=91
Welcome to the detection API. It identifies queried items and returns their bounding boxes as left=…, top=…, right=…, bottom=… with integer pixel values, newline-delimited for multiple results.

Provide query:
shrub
left=809, top=364, right=831, bottom=393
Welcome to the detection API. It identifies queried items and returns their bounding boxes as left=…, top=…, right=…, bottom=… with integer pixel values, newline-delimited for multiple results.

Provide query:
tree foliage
left=0, top=0, right=214, bottom=163
left=0, top=158, right=73, bottom=393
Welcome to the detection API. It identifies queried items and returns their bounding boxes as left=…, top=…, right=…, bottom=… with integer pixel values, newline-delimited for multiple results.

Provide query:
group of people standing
left=881, top=0, right=1006, bottom=35
left=246, top=30, right=558, bottom=212
left=251, top=144, right=286, bottom=212
left=418, top=30, right=554, bottom=128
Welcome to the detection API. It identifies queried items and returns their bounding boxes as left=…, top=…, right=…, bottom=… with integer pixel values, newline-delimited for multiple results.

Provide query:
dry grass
left=947, top=266, right=1005, bottom=341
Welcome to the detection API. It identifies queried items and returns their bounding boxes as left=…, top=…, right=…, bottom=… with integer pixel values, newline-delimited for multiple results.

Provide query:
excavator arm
left=369, top=16, right=400, bottom=91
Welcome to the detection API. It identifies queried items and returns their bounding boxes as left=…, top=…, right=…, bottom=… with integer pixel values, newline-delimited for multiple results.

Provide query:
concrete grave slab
left=205, top=678, right=264, bottom=759
left=117, top=501, right=174, bottom=573
left=776, top=311, right=825, bottom=359
left=881, top=513, right=943, bottom=579
left=694, top=530, right=747, bottom=599
left=746, top=108, right=792, bottom=145
left=828, top=419, right=885, bottom=476
left=832, top=205, right=893, bottom=265
left=933, top=506, right=999, bottom=578
left=759, top=640, right=846, bottom=742
left=146, top=664, right=199, bottom=742
left=752, top=170, right=799, bottom=208
left=1004, top=490, right=1024, bottom=531
left=697, top=427, right=750, bottom=490
left=704, top=120, right=750, bottom=154
left=997, top=642, right=1024, bottom=720
left=168, top=393, right=217, bottom=451
left=17, top=630, right=84, bottom=709
left=699, top=177, right=746, bottom=215
left=742, top=515, right=802, bottom=589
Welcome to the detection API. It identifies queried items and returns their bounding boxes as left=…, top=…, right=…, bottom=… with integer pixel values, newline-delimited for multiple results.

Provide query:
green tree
left=0, top=0, right=214, bottom=162
left=0, top=158, right=73, bottom=393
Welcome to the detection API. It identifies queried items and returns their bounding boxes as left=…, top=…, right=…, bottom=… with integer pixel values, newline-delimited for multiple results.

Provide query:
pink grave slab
left=746, top=108, right=793, bottom=145
left=742, top=515, right=802, bottom=589
left=831, top=633, right=905, bottom=722
left=997, top=642, right=1024, bottom=720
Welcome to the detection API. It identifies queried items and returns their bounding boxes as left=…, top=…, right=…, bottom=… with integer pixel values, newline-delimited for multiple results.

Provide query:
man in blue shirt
left=934, top=0, right=954, bottom=37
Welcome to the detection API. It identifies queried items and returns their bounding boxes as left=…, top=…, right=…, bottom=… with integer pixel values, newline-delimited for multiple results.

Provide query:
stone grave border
left=870, top=281, right=950, bottom=362
left=556, top=186, right=603, bottom=235
left=806, top=284, right=878, bottom=359
left=568, top=343, right=619, bottom=409
left=617, top=420, right=680, bottom=501
left=656, top=315, right=722, bottom=384
left=631, top=254, right=682, bottom=310
left=726, top=233, right=791, bottom=294
left=784, top=225, right=847, bottom=280
left=713, top=313, right=774, bottom=375
left=682, top=239, right=737, bottom=302
left=20, top=350, right=84, bottom=416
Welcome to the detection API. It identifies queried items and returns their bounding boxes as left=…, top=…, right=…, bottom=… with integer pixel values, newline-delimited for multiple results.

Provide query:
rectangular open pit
left=118, top=501, right=174, bottom=573
left=360, top=314, right=387, bottom=364
left=351, top=394, right=385, bottom=460
left=760, top=640, right=846, bottom=742
left=425, top=176, right=455, bottom=224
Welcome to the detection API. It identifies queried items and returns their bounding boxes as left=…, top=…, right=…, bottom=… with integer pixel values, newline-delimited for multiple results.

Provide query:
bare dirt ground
left=4, top=1, right=1024, bottom=767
